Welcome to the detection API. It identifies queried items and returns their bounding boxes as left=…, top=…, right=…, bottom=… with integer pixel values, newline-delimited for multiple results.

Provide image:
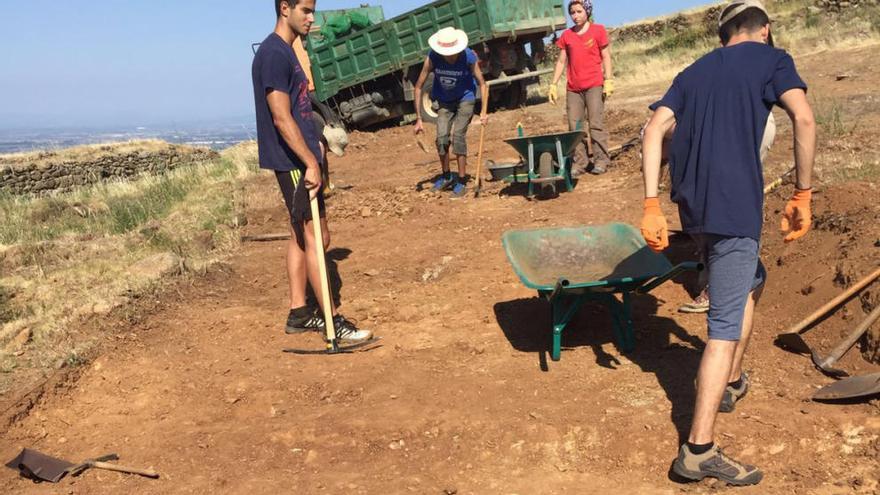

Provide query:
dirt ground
left=2, top=45, right=879, bottom=494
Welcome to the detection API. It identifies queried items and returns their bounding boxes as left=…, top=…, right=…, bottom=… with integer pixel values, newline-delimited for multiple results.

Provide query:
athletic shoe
left=432, top=174, right=454, bottom=191
left=719, top=371, right=750, bottom=413
left=451, top=181, right=467, bottom=197
left=329, top=315, right=373, bottom=344
left=672, top=444, right=763, bottom=486
left=285, top=307, right=323, bottom=334
left=678, top=291, right=710, bottom=314
left=589, top=165, right=607, bottom=175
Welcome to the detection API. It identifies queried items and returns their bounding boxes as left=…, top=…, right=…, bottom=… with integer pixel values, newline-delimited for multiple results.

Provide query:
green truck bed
left=309, top=0, right=565, bottom=102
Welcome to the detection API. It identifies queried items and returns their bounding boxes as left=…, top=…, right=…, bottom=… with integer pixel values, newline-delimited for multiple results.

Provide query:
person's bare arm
left=778, top=88, right=815, bottom=190
left=266, top=89, right=322, bottom=194
left=642, top=106, right=677, bottom=198
left=551, top=49, right=567, bottom=86
left=413, top=57, right=433, bottom=134
left=472, top=60, right=489, bottom=124
left=601, top=45, right=613, bottom=80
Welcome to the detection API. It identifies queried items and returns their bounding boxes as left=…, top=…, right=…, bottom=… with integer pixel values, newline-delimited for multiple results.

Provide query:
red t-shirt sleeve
left=596, top=25, right=609, bottom=49
left=555, top=31, right=568, bottom=50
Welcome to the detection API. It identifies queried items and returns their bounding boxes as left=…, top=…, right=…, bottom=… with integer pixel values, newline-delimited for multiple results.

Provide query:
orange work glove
left=640, top=197, right=669, bottom=252
left=781, top=188, right=812, bottom=242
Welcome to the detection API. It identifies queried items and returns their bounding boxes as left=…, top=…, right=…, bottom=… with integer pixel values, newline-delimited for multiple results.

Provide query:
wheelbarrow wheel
left=538, top=152, right=557, bottom=197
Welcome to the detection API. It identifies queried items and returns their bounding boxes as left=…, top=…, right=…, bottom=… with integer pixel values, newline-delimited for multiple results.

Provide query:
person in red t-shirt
left=548, top=0, right=614, bottom=175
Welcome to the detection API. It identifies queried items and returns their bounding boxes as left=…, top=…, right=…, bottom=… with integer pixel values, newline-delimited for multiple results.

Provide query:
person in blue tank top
left=413, top=27, right=489, bottom=197
left=639, top=0, right=816, bottom=486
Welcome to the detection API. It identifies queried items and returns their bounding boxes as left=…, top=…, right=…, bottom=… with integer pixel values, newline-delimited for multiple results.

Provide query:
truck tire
left=418, top=74, right=439, bottom=124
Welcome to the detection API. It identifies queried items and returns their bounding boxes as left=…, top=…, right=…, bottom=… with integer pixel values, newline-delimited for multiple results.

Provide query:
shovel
left=473, top=123, right=486, bottom=198
left=813, top=372, right=880, bottom=401
left=283, top=195, right=381, bottom=355
left=5, top=449, right=157, bottom=482
left=811, top=304, right=880, bottom=378
left=775, top=266, right=880, bottom=355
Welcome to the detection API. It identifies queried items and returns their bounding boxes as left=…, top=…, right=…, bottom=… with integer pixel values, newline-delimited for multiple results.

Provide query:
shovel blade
left=810, top=351, right=850, bottom=378
left=813, top=372, right=880, bottom=401
left=4, top=449, right=74, bottom=483
left=774, top=332, right=812, bottom=355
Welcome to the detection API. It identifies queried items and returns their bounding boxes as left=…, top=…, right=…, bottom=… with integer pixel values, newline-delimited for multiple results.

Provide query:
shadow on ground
left=494, top=235, right=707, bottom=444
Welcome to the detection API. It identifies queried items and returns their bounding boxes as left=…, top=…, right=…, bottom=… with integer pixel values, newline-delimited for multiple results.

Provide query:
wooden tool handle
left=91, top=461, right=159, bottom=478
left=474, top=124, right=486, bottom=194
left=784, top=266, right=880, bottom=335
left=827, top=304, right=880, bottom=362
left=309, top=195, right=337, bottom=343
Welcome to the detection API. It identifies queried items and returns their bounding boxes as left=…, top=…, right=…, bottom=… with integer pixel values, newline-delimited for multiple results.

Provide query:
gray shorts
left=436, top=99, right=475, bottom=156
left=692, top=234, right=766, bottom=341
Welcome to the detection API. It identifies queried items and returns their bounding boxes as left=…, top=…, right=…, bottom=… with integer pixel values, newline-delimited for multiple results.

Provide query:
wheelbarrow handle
left=636, top=261, right=703, bottom=294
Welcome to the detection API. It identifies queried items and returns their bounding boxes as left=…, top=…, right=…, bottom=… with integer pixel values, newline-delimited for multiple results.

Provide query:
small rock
left=4, top=327, right=32, bottom=354
left=364, top=269, right=380, bottom=277
left=768, top=443, right=786, bottom=455
left=360, top=207, right=372, bottom=218
left=304, top=450, right=319, bottom=464
left=444, top=488, right=458, bottom=495
left=128, top=252, right=182, bottom=280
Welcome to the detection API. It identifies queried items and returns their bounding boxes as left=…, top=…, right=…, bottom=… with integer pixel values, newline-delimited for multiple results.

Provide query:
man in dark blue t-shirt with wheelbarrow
left=640, top=0, right=816, bottom=486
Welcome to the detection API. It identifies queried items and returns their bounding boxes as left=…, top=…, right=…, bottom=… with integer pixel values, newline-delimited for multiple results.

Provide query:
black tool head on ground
left=4, top=449, right=73, bottom=483
left=774, top=332, right=812, bottom=355
left=283, top=337, right=382, bottom=355
left=813, top=372, right=880, bottom=401
left=810, top=351, right=850, bottom=378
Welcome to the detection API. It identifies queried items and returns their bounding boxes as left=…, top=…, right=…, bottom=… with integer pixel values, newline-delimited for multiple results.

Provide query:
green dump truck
left=308, top=0, right=566, bottom=129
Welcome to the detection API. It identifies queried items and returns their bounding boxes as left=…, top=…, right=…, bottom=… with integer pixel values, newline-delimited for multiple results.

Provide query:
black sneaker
left=285, top=307, right=324, bottom=334
left=329, top=315, right=373, bottom=343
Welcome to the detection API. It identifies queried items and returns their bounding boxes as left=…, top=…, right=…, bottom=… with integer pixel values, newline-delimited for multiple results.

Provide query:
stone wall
left=817, top=0, right=879, bottom=12
left=610, top=6, right=723, bottom=43
left=0, top=145, right=218, bottom=195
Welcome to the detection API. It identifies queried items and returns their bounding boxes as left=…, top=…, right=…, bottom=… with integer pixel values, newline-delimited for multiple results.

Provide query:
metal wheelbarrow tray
left=502, top=223, right=701, bottom=361
left=502, top=129, right=584, bottom=197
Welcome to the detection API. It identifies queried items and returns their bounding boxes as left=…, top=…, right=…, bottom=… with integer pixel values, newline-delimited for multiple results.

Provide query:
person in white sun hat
left=414, top=26, right=489, bottom=197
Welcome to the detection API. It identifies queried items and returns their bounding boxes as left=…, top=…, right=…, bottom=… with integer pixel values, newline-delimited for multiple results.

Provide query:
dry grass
left=0, top=141, right=260, bottom=388
left=613, top=0, right=880, bottom=89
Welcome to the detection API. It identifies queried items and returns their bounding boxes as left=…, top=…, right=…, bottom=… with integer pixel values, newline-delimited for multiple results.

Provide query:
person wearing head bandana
left=548, top=0, right=614, bottom=176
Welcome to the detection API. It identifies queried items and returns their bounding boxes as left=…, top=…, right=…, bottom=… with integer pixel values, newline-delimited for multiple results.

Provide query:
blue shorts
left=692, top=234, right=766, bottom=341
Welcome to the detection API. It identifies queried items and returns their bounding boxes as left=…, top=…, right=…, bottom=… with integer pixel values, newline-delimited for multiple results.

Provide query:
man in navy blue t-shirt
left=640, top=0, right=816, bottom=485
left=252, top=0, right=371, bottom=343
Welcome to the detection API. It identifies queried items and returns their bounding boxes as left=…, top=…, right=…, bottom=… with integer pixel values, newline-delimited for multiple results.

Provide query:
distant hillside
left=608, top=0, right=880, bottom=87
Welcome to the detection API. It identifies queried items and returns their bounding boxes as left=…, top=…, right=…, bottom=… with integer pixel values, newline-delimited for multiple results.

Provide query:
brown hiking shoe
left=673, top=444, right=763, bottom=486
left=719, top=371, right=750, bottom=413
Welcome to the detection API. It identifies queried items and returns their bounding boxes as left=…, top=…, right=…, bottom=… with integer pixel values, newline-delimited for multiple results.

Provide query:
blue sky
left=0, top=0, right=710, bottom=129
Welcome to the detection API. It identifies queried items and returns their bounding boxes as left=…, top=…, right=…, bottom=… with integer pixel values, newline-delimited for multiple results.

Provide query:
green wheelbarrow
left=502, top=127, right=584, bottom=198
left=502, top=223, right=702, bottom=361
